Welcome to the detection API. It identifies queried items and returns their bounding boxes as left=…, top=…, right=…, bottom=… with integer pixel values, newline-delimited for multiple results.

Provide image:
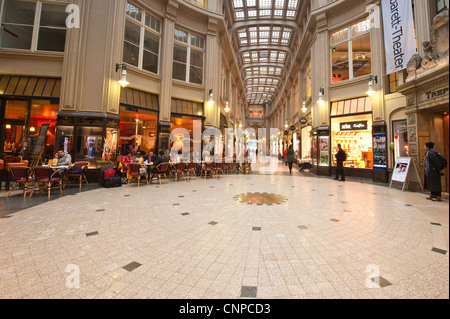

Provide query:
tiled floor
left=0, top=163, right=448, bottom=299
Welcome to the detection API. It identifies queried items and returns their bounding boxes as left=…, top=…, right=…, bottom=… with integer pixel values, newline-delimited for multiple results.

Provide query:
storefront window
left=392, top=120, right=408, bottom=160
left=4, top=100, right=27, bottom=120
left=3, top=124, right=23, bottom=154
left=104, top=128, right=118, bottom=161
left=331, top=113, right=373, bottom=168
left=119, top=106, right=158, bottom=155
left=301, top=125, right=311, bottom=160
left=29, top=100, right=58, bottom=158
left=76, top=127, right=103, bottom=161
left=54, top=126, right=74, bottom=155
left=170, top=116, right=203, bottom=158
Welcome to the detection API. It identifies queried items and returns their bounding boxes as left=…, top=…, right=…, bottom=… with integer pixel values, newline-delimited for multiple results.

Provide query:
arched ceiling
left=225, top=0, right=301, bottom=108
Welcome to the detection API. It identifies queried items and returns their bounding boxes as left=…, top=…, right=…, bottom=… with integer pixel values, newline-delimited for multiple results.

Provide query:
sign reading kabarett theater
left=381, top=0, right=416, bottom=75
left=340, top=121, right=368, bottom=131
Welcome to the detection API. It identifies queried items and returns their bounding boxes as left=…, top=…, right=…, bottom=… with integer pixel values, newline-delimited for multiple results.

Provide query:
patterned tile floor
left=0, top=163, right=448, bottom=299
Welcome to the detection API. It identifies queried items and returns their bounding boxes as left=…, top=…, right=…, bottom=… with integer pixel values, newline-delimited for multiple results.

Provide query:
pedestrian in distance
left=424, top=142, right=447, bottom=202
left=334, top=144, right=347, bottom=181
left=286, top=145, right=296, bottom=174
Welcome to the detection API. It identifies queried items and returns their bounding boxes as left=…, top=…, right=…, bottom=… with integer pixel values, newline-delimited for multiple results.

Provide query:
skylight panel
left=286, top=10, right=296, bottom=18
left=274, top=10, right=283, bottom=17
left=247, top=0, right=256, bottom=7
left=260, top=9, right=271, bottom=16
left=234, top=0, right=244, bottom=8
left=235, top=11, right=245, bottom=19
left=248, top=10, right=257, bottom=17
left=275, top=0, right=285, bottom=8
left=259, top=0, right=271, bottom=9
left=287, top=0, right=298, bottom=9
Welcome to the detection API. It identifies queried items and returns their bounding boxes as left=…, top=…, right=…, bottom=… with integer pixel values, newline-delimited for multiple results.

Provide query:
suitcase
left=103, top=176, right=122, bottom=188
left=104, top=169, right=116, bottom=179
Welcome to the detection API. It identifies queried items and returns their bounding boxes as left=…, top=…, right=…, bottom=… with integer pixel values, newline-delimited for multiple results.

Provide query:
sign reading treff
left=340, top=121, right=368, bottom=131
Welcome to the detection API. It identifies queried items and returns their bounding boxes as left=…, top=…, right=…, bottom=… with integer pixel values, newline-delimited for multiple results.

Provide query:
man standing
left=424, top=142, right=444, bottom=202
left=334, top=144, right=347, bottom=181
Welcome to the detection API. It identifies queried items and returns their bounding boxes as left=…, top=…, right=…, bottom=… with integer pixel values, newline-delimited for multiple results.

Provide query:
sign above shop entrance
left=300, top=117, right=308, bottom=125
left=340, top=121, right=368, bottom=131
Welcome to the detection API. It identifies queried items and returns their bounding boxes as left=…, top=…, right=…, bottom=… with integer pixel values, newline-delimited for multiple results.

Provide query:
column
left=311, top=13, right=330, bottom=128
left=60, top=0, right=126, bottom=115
left=367, top=0, right=386, bottom=122
left=204, top=18, right=221, bottom=128
left=159, top=0, right=178, bottom=124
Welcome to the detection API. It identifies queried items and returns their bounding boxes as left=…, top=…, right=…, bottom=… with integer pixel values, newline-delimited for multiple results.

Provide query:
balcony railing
left=186, top=0, right=206, bottom=8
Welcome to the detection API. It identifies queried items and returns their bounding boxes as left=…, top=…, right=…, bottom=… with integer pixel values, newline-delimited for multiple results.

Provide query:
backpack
left=437, top=153, right=448, bottom=171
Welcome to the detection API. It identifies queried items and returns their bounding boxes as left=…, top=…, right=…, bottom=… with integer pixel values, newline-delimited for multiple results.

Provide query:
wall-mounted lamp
left=285, top=121, right=289, bottom=129
left=317, top=88, right=325, bottom=105
left=29, top=127, right=36, bottom=132
left=220, top=97, right=230, bottom=112
left=301, top=98, right=307, bottom=113
left=116, top=63, right=129, bottom=87
left=366, top=75, right=378, bottom=97
left=208, top=89, right=214, bottom=107
left=239, top=121, right=243, bottom=128
left=5, top=124, right=11, bottom=129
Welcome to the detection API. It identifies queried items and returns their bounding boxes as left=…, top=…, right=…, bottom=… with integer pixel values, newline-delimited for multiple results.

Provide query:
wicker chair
left=127, top=163, right=148, bottom=187
left=30, top=166, right=63, bottom=198
left=6, top=167, right=35, bottom=198
left=150, top=162, right=170, bottom=184
left=64, top=161, right=90, bottom=189
left=203, top=162, right=215, bottom=179
left=184, top=162, right=197, bottom=180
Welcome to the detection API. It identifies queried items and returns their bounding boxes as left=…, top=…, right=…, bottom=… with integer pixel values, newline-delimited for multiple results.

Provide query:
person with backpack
left=334, top=144, right=347, bottom=181
left=424, top=142, right=447, bottom=202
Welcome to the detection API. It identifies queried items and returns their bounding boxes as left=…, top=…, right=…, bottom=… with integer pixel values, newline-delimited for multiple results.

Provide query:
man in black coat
left=424, top=142, right=443, bottom=201
left=334, top=144, right=347, bottom=181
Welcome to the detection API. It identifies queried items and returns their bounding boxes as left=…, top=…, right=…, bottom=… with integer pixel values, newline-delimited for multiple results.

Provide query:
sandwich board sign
left=390, top=157, right=424, bottom=192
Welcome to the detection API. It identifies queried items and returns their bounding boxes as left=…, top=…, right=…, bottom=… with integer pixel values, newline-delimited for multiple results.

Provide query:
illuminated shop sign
left=340, top=121, right=368, bottom=131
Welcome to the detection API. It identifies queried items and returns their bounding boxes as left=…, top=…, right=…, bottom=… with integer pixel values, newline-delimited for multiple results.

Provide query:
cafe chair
left=213, top=162, right=224, bottom=177
left=150, top=162, right=170, bottom=185
left=6, top=167, right=35, bottom=198
left=171, top=162, right=186, bottom=181
left=203, top=162, right=215, bottom=179
left=64, top=161, right=90, bottom=189
left=184, top=162, right=197, bottom=180
left=126, top=163, right=148, bottom=187
left=243, top=160, right=252, bottom=174
left=30, top=166, right=63, bottom=198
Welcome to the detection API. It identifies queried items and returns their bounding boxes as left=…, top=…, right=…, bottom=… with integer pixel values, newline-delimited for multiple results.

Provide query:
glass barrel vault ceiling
left=230, top=0, right=300, bottom=107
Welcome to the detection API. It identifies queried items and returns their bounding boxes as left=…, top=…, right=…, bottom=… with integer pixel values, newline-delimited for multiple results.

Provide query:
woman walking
left=286, top=145, right=296, bottom=174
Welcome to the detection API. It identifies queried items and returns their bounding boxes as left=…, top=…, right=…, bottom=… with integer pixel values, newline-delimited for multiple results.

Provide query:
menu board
left=373, top=133, right=387, bottom=170
left=31, top=123, right=50, bottom=157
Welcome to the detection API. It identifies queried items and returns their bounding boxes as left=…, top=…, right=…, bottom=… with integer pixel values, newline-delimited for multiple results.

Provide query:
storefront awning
left=0, top=75, right=61, bottom=98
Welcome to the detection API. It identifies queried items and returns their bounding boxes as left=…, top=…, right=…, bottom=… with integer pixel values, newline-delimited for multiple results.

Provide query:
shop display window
left=76, top=127, right=103, bottom=161
left=119, top=106, right=157, bottom=155
left=301, top=126, right=311, bottom=160
left=54, top=126, right=74, bottom=155
left=392, top=120, right=408, bottom=160
left=331, top=113, right=373, bottom=169
left=319, top=136, right=329, bottom=166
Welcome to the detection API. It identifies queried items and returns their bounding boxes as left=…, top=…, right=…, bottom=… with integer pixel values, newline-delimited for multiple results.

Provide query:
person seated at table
left=55, top=149, right=72, bottom=166
left=117, top=152, right=135, bottom=177
left=53, top=149, right=72, bottom=173
left=144, top=150, right=157, bottom=163
left=150, top=149, right=168, bottom=175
